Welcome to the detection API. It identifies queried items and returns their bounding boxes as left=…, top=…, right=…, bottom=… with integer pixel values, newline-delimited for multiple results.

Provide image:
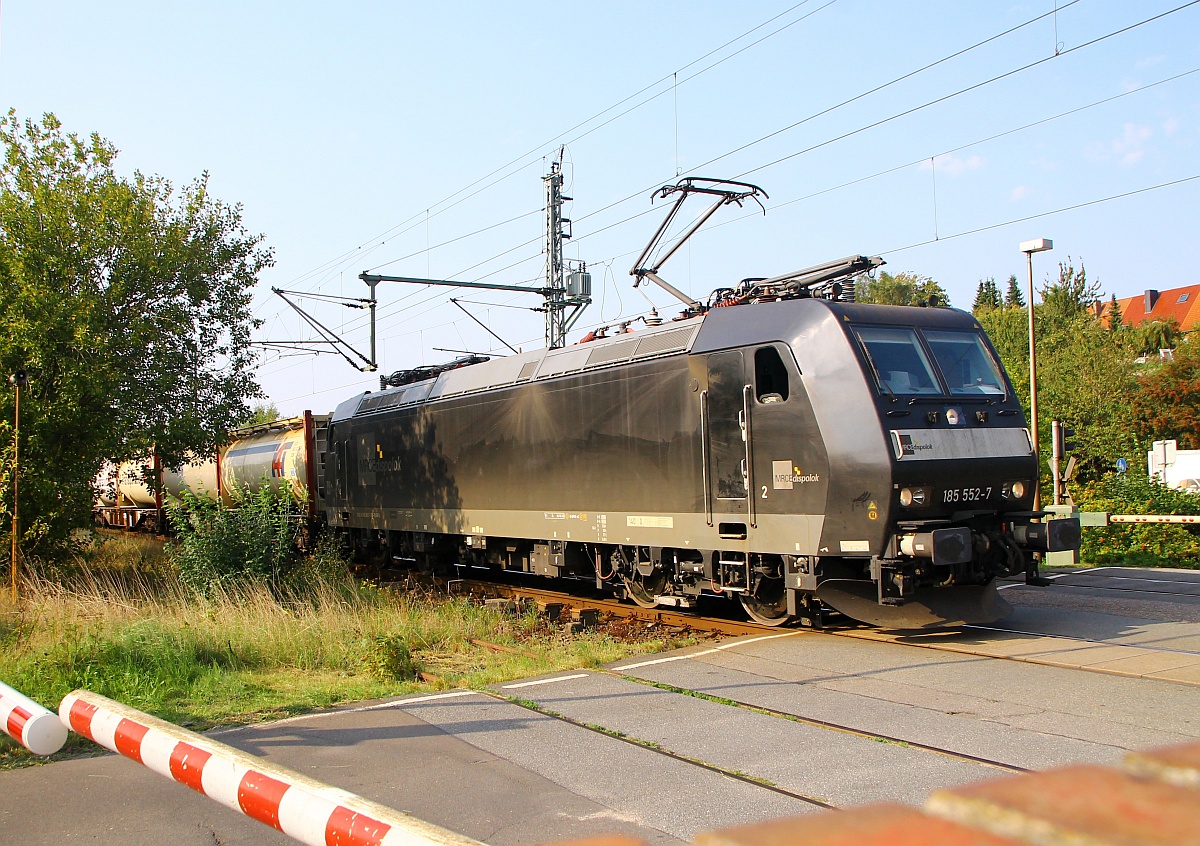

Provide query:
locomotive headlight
left=899, top=486, right=929, bottom=507
left=945, top=407, right=961, bottom=426
left=1002, top=481, right=1027, bottom=500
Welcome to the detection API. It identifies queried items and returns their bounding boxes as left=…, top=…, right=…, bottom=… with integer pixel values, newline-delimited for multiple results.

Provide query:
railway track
left=1029, top=571, right=1200, bottom=599
left=440, top=577, right=1200, bottom=689
left=414, top=578, right=1169, bottom=779
left=479, top=688, right=839, bottom=809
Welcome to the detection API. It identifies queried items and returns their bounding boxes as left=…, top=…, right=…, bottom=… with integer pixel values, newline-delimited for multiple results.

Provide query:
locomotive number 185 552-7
left=943, top=486, right=993, bottom=503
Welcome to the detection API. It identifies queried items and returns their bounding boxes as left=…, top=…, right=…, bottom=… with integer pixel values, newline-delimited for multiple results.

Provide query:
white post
left=0, top=680, right=67, bottom=755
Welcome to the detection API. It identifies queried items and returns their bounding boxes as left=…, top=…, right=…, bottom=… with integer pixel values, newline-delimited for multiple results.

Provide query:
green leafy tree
left=0, top=112, right=271, bottom=554
left=1036, top=317, right=1142, bottom=483
left=1040, top=258, right=1100, bottom=324
left=238, top=402, right=282, bottom=428
left=1004, top=274, right=1025, bottom=308
left=856, top=271, right=950, bottom=307
left=979, top=257, right=1140, bottom=489
left=1134, top=319, right=1181, bottom=358
left=1074, top=473, right=1200, bottom=568
left=1130, top=336, right=1200, bottom=449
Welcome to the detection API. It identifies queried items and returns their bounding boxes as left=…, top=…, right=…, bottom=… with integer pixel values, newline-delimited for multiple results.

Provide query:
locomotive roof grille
left=585, top=337, right=640, bottom=367
left=516, top=360, right=540, bottom=382
left=633, top=325, right=695, bottom=357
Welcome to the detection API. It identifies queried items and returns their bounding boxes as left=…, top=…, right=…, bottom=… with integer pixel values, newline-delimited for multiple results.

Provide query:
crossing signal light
left=1051, top=420, right=1077, bottom=461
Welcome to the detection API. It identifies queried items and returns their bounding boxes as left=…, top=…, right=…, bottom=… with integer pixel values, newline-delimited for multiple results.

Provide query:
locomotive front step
left=816, top=579, right=1013, bottom=630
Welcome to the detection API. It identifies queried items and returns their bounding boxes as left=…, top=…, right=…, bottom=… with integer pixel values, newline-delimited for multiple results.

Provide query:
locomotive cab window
left=754, top=346, right=790, bottom=403
left=852, top=326, right=941, bottom=395
left=922, top=329, right=1006, bottom=396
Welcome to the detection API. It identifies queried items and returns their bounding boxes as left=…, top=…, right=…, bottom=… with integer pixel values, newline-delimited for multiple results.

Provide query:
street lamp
left=8, top=370, right=28, bottom=603
left=1019, top=238, right=1052, bottom=509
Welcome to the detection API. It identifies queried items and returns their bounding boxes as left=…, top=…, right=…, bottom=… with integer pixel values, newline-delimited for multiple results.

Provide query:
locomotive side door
left=333, top=437, right=347, bottom=504
left=705, top=351, right=752, bottom=532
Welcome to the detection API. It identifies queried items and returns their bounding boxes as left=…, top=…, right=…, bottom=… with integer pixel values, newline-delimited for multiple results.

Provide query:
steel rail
left=601, top=673, right=1027, bottom=774
left=453, top=581, right=1033, bottom=773
left=478, top=688, right=837, bottom=809
left=454, top=579, right=775, bottom=637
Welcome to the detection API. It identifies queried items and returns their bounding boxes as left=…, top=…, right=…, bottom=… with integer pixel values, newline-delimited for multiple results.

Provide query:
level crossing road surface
left=3, top=566, right=1199, bottom=845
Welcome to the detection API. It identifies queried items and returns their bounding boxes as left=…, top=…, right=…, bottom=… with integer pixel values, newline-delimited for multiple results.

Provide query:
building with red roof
left=1112, top=284, right=1200, bottom=330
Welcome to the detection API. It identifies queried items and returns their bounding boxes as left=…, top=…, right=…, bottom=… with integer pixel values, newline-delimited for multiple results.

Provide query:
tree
left=0, top=112, right=271, bottom=553
left=1036, top=317, right=1142, bottom=482
left=1106, top=293, right=1123, bottom=333
left=978, top=257, right=1141, bottom=488
left=239, top=402, right=282, bottom=428
left=1004, top=274, right=1025, bottom=309
left=1040, top=258, right=1100, bottom=324
left=856, top=271, right=950, bottom=307
left=972, top=277, right=1001, bottom=313
left=1130, top=336, right=1200, bottom=449
left=1135, top=319, right=1180, bottom=358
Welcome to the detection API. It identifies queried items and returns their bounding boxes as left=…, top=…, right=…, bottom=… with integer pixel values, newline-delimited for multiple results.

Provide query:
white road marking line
left=502, top=673, right=589, bottom=689
left=713, top=632, right=802, bottom=650
left=613, top=631, right=801, bottom=671
left=613, top=650, right=720, bottom=671
left=373, top=690, right=478, bottom=707
left=234, top=690, right=480, bottom=729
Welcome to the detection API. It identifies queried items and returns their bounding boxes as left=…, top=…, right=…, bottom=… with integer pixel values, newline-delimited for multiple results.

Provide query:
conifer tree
left=972, top=277, right=1001, bottom=313
left=1005, top=274, right=1025, bottom=308
left=1107, top=293, right=1123, bottom=332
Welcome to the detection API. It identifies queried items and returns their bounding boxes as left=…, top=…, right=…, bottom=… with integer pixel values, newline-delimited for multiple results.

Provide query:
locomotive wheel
left=740, top=573, right=791, bottom=626
left=624, top=569, right=668, bottom=609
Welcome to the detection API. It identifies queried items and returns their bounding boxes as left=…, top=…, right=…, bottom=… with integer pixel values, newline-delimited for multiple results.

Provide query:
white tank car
left=92, top=414, right=328, bottom=531
left=99, top=459, right=219, bottom=508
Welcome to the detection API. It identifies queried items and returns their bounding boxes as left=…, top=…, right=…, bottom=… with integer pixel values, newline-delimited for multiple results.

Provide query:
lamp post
left=8, top=370, right=28, bottom=603
left=1019, top=239, right=1052, bottom=510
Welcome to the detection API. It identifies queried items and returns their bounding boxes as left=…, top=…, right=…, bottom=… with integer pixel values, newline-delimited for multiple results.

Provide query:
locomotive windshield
left=853, top=326, right=940, bottom=395
left=923, top=329, right=1006, bottom=395
left=852, top=325, right=1006, bottom=398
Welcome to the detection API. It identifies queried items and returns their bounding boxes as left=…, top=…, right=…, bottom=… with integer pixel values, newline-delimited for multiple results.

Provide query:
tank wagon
left=321, top=279, right=1080, bottom=629
left=93, top=413, right=330, bottom=532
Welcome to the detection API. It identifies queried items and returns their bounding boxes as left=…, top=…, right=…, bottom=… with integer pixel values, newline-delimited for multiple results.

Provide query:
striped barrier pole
left=1110, top=514, right=1200, bottom=524
left=0, top=680, right=68, bottom=755
left=60, top=690, right=485, bottom=846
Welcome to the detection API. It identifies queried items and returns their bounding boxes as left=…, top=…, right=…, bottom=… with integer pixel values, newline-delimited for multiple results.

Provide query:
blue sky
left=3, top=1, right=1198, bottom=416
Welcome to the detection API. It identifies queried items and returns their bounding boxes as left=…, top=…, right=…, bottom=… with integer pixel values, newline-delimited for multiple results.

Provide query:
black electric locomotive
left=321, top=257, right=1080, bottom=629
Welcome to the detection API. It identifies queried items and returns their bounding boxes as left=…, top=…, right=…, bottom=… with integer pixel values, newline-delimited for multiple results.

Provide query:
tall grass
left=0, top=534, right=690, bottom=768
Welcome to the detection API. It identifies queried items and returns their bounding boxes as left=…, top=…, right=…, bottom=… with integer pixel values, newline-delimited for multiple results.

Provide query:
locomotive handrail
left=742, top=384, right=757, bottom=529
left=700, top=389, right=713, bottom=526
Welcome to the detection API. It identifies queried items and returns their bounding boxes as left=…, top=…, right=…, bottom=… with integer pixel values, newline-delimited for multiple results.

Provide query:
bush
left=166, top=484, right=304, bottom=594
left=1074, top=473, right=1200, bottom=568
left=359, top=634, right=418, bottom=681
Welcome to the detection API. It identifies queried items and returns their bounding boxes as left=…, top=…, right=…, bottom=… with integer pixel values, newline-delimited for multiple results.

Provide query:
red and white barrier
left=60, top=690, right=483, bottom=846
left=0, top=680, right=68, bottom=755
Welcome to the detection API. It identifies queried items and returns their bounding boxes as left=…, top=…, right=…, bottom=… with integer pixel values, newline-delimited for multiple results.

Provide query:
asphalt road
left=2, top=566, right=1198, bottom=845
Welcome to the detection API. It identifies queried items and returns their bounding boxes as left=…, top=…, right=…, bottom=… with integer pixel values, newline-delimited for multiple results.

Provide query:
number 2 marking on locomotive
left=762, top=485, right=768, bottom=499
